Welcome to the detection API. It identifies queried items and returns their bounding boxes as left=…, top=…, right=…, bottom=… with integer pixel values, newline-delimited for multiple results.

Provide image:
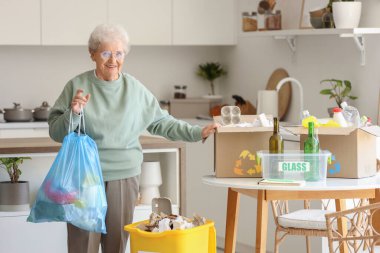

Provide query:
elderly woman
left=48, top=24, right=218, bottom=253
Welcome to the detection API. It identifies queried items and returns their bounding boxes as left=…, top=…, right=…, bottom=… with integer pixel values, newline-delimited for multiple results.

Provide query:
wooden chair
left=270, top=199, right=368, bottom=253
left=325, top=202, right=380, bottom=253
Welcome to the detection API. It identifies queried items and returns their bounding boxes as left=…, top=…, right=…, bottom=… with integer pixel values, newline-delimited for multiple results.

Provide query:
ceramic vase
left=333, top=2, right=362, bottom=29
left=0, top=181, right=30, bottom=211
left=139, top=162, right=162, bottom=205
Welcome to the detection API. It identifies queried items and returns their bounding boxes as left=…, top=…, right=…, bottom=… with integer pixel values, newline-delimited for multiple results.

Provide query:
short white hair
left=88, top=24, right=130, bottom=55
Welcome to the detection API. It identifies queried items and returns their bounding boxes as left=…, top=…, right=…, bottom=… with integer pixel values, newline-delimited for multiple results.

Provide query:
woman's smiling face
left=91, top=40, right=125, bottom=81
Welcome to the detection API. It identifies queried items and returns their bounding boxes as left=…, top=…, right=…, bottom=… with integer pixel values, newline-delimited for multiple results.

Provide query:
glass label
left=278, top=161, right=310, bottom=172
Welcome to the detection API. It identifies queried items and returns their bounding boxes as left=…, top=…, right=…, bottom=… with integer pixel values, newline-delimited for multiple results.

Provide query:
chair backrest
left=325, top=202, right=380, bottom=253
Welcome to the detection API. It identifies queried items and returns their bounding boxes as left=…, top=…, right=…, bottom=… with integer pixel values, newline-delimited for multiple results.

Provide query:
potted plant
left=0, top=157, right=31, bottom=211
left=196, top=62, right=227, bottom=98
left=328, top=0, right=362, bottom=28
left=320, top=78, right=358, bottom=116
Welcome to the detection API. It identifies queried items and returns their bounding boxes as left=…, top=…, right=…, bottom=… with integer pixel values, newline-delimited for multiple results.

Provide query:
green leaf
left=341, top=87, right=350, bottom=97
left=320, top=89, right=333, bottom=95
left=343, top=80, right=352, bottom=90
left=335, top=80, right=343, bottom=88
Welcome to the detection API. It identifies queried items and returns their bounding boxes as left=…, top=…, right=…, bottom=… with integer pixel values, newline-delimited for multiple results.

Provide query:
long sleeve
left=48, top=82, right=81, bottom=143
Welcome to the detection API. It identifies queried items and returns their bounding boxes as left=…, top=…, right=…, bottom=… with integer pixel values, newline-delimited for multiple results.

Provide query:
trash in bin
left=125, top=219, right=216, bottom=253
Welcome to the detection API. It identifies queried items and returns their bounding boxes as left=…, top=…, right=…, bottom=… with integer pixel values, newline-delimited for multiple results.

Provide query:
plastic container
left=340, top=102, right=361, bottom=128
left=332, top=107, right=348, bottom=127
left=221, top=106, right=241, bottom=125
left=124, top=219, right=216, bottom=253
left=257, top=150, right=332, bottom=182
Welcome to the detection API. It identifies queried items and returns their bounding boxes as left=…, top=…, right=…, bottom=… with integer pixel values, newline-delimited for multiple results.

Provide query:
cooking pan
left=33, top=101, right=51, bottom=121
left=0, top=103, right=33, bottom=122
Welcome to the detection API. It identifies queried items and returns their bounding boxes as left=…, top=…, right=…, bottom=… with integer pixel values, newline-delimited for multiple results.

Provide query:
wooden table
left=202, top=175, right=380, bottom=253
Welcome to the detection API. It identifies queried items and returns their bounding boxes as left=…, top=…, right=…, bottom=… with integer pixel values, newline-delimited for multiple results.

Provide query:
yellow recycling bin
left=124, top=219, right=216, bottom=253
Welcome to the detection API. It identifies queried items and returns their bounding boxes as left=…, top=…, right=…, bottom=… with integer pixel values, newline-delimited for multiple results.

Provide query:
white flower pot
left=333, top=2, right=362, bottom=29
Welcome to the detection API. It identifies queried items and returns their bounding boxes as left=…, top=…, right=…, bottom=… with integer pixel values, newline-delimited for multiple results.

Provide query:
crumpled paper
left=136, top=212, right=206, bottom=232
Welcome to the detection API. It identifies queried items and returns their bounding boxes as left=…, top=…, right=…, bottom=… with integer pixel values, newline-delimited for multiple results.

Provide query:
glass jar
left=266, top=10, right=281, bottom=30
left=242, top=12, right=257, bottom=32
left=173, top=85, right=187, bottom=99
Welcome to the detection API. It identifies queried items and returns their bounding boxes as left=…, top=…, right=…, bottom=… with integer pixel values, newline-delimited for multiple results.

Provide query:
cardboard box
left=214, top=115, right=272, bottom=178
left=287, top=126, right=380, bottom=178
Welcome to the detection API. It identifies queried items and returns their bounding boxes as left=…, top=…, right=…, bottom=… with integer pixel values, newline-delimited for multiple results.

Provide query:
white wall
left=0, top=46, right=224, bottom=110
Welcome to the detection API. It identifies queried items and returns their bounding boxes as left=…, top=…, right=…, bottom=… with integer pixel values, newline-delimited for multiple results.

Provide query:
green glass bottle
left=269, top=117, right=284, bottom=153
left=269, top=117, right=283, bottom=179
left=304, top=121, right=320, bottom=181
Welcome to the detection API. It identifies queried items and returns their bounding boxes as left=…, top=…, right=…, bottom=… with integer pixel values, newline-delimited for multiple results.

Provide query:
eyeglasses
left=99, top=50, right=125, bottom=61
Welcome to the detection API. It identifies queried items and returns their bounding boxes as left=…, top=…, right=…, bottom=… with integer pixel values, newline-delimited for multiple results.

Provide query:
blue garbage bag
left=28, top=114, right=107, bottom=234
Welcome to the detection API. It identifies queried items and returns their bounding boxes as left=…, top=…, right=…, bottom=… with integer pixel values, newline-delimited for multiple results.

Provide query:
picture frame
left=299, top=0, right=329, bottom=29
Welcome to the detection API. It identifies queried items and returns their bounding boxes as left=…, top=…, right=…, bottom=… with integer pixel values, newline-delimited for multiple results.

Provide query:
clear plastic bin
left=257, top=150, right=331, bottom=181
left=124, top=219, right=216, bottom=253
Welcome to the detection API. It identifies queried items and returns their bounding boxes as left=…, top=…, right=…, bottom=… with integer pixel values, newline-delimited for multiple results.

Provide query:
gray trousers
left=67, top=176, right=139, bottom=253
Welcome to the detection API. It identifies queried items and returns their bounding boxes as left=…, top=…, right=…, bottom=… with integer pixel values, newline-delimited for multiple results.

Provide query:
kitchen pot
left=33, top=101, right=51, bottom=121
left=0, top=103, right=33, bottom=122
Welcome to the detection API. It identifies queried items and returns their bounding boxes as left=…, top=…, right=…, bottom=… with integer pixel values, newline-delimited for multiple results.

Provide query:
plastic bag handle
left=68, top=106, right=86, bottom=136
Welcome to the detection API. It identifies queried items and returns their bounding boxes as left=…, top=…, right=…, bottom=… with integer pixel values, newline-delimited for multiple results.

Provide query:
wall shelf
left=239, top=28, right=380, bottom=66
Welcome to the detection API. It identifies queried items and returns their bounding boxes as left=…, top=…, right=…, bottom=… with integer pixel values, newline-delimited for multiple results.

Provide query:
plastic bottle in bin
left=304, top=121, right=320, bottom=181
left=269, top=117, right=284, bottom=179
left=333, top=107, right=348, bottom=127
left=341, top=102, right=361, bottom=128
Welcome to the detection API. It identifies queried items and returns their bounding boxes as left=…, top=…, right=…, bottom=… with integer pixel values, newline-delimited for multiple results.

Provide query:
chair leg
left=305, top=236, right=311, bottom=253
left=274, top=228, right=281, bottom=253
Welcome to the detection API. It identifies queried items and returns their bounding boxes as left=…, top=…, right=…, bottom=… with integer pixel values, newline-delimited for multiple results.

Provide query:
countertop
left=0, top=135, right=185, bottom=155
left=0, top=121, right=48, bottom=129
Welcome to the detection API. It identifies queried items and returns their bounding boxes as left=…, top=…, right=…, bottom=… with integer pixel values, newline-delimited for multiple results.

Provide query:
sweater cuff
left=193, top=126, right=203, bottom=141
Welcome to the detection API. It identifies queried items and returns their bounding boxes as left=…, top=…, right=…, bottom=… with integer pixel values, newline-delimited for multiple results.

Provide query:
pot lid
left=4, top=103, right=25, bottom=111
left=34, top=101, right=51, bottom=111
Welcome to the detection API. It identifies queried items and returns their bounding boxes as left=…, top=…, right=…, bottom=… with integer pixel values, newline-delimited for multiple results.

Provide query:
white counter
left=0, top=121, right=48, bottom=129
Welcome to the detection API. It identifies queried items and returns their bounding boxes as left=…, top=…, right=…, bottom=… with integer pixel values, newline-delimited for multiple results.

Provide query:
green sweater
left=48, top=70, right=202, bottom=181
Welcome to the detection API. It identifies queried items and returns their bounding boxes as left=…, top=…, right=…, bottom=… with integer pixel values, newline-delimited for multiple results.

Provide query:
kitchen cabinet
left=108, top=0, right=172, bottom=45
left=41, top=0, right=107, bottom=45
left=173, top=0, right=236, bottom=45
left=0, top=211, right=67, bottom=253
left=0, top=0, right=40, bottom=45
left=1, top=0, right=236, bottom=46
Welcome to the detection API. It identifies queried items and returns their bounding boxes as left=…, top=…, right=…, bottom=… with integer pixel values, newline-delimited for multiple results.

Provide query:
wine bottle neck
left=273, top=118, right=279, bottom=133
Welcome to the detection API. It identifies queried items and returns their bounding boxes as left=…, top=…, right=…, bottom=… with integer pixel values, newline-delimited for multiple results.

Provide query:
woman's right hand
left=71, top=89, right=91, bottom=114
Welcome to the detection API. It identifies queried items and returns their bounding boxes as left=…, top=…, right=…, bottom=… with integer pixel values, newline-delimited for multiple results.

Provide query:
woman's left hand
left=201, top=123, right=220, bottom=142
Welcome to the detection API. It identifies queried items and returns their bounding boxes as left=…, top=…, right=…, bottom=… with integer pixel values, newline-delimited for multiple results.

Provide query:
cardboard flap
left=217, top=126, right=273, bottom=133
left=285, top=126, right=355, bottom=136
left=360, top=125, right=380, bottom=137
left=214, top=115, right=273, bottom=133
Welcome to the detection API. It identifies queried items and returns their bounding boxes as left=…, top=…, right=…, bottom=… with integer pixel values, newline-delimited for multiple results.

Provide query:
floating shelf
left=239, top=28, right=380, bottom=66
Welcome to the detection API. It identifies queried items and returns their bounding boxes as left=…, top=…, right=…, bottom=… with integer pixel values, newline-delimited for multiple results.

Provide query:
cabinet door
left=0, top=0, right=40, bottom=45
left=109, top=0, right=172, bottom=45
left=0, top=213, right=67, bottom=253
left=173, top=0, right=236, bottom=45
left=41, top=0, right=107, bottom=45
